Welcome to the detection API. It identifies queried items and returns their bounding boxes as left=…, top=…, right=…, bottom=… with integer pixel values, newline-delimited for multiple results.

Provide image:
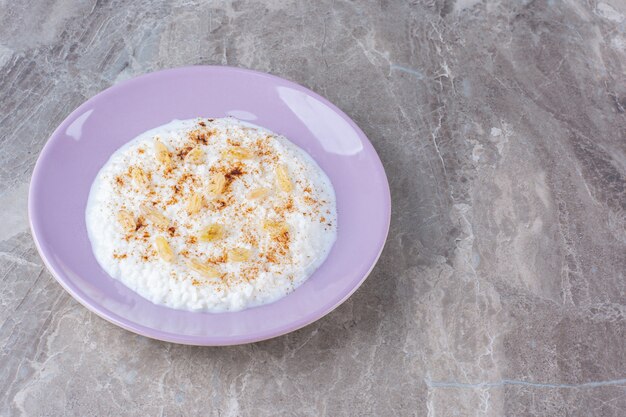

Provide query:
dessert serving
left=86, top=117, right=337, bottom=312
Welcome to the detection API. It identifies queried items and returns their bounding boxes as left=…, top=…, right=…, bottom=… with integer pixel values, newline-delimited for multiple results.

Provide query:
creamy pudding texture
left=85, top=118, right=337, bottom=312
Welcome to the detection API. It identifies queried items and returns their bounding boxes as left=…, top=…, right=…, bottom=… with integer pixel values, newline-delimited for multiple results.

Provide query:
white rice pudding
left=86, top=117, right=337, bottom=312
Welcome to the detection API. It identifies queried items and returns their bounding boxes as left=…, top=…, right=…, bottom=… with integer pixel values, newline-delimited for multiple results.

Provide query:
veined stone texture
left=0, top=1, right=625, bottom=416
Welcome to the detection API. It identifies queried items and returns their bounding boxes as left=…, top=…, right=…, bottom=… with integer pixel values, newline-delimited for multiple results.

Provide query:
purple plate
left=29, top=66, right=391, bottom=345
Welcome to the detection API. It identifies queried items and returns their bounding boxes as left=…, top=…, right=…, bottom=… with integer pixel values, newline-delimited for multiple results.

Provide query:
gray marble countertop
left=1, top=1, right=625, bottom=416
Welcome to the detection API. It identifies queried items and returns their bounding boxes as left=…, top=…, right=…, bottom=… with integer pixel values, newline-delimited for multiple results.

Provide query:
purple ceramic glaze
left=28, top=66, right=391, bottom=346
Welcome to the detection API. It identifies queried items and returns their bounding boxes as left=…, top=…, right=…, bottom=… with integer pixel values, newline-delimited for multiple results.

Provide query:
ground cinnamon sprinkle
left=225, top=165, right=244, bottom=180
left=212, top=198, right=228, bottom=210
left=97, top=117, right=336, bottom=309
left=176, top=145, right=194, bottom=160
left=241, top=266, right=260, bottom=282
left=275, top=229, right=290, bottom=245
left=227, top=138, right=242, bottom=147
left=264, top=250, right=279, bottom=264
left=176, top=172, right=201, bottom=190
left=304, top=195, right=317, bottom=205
left=208, top=254, right=227, bottom=264
left=242, top=231, right=258, bottom=247
left=273, top=197, right=295, bottom=217
left=165, top=195, right=179, bottom=206
left=254, top=138, right=273, bottom=158
left=189, top=130, right=208, bottom=145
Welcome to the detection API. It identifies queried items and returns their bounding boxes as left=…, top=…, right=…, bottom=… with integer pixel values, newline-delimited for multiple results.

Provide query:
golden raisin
left=227, top=247, right=252, bottom=262
left=155, top=236, right=174, bottom=262
left=117, top=210, right=136, bottom=233
left=186, top=192, right=204, bottom=215
left=140, top=205, right=169, bottom=229
left=222, top=147, right=253, bottom=160
left=198, top=224, right=225, bottom=242
left=186, top=259, right=221, bottom=278
left=275, top=164, right=292, bottom=192
left=131, top=167, right=148, bottom=187
left=263, top=220, right=289, bottom=237
left=247, top=187, right=270, bottom=200
left=154, top=139, right=172, bottom=166
left=208, top=172, right=226, bottom=195
left=185, top=146, right=205, bottom=164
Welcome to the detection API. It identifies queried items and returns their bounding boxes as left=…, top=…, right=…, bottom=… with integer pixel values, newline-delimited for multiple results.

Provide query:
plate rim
left=28, top=65, right=391, bottom=346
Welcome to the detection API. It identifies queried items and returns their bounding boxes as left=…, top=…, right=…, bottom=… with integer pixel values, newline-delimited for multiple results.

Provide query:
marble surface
left=1, top=0, right=625, bottom=415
